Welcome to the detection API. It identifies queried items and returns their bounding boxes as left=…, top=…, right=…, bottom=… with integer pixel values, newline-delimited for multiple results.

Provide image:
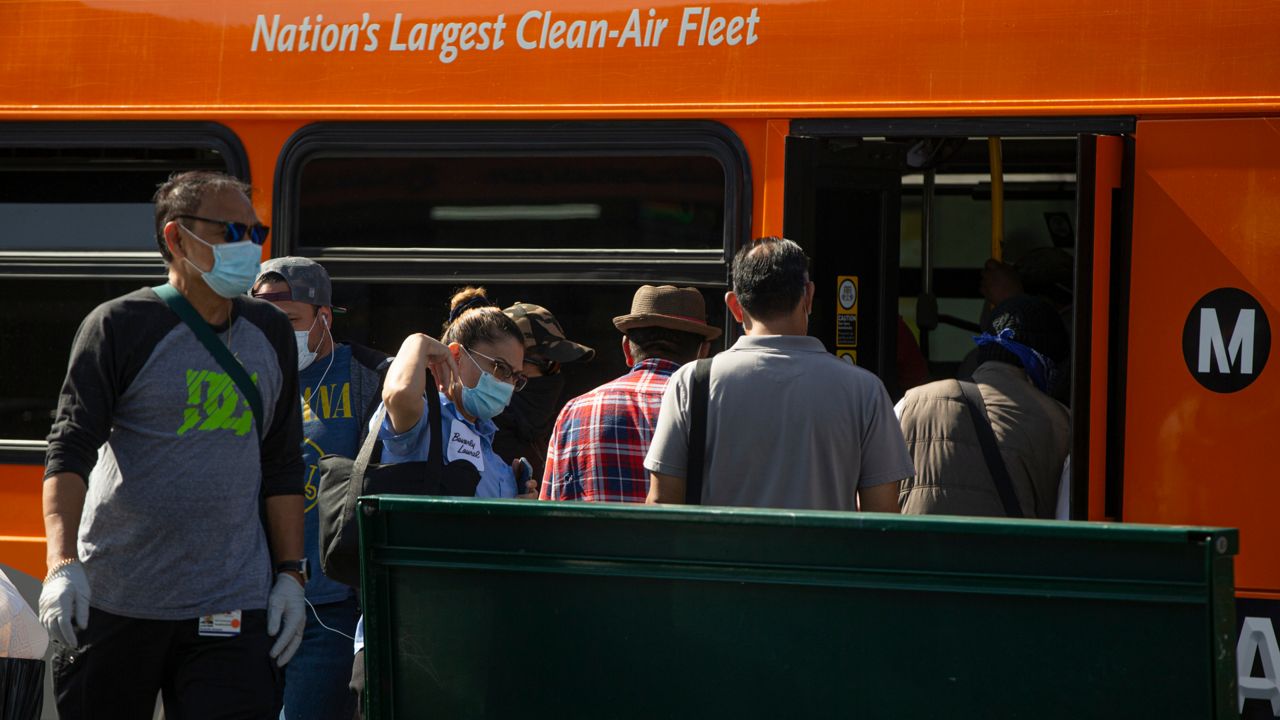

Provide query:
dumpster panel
left=359, top=498, right=1237, bottom=719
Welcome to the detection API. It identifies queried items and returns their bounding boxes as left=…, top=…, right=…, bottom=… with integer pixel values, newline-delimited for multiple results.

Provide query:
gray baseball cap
left=253, top=257, right=346, bottom=312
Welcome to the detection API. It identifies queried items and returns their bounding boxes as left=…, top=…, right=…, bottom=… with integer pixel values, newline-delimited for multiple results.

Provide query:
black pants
left=53, top=607, right=283, bottom=720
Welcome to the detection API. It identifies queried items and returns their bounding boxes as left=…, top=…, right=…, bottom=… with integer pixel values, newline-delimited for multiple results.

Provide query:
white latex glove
left=267, top=573, right=306, bottom=666
left=38, top=561, right=90, bottom=650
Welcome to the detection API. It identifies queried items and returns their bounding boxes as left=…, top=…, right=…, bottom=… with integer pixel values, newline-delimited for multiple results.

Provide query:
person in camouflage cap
left=492, top=302, right=595, bottom=485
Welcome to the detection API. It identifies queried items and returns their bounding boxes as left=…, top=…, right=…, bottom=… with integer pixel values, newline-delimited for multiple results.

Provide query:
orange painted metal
left=1124, top=118, right=1280, bottom=593
left=0, top=465, right=49, bottom=580
left=1088, top=136, right=1123, bottom=522
left=1, top=1, right=1278, bottom=118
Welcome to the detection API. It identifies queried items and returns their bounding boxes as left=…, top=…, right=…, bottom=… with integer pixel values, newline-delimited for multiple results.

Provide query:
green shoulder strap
left=153, top=284, right=264, bottom=442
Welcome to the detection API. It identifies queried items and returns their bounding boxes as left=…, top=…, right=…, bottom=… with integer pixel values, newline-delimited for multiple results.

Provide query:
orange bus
left=2, top=1, right=1279, bottom=711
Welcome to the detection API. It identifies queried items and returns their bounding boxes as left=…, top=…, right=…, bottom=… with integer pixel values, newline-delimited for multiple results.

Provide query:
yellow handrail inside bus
left=988, top=136, right=1004, bottom=261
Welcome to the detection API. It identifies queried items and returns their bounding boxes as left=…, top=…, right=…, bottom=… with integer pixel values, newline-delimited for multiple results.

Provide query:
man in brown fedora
left=645, top=237, right=912, bottom=511
left=541, top=286, right=720, bottom=502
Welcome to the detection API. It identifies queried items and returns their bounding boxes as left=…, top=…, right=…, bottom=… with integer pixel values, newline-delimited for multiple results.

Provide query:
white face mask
left=295, top=312, right=324, bottom=371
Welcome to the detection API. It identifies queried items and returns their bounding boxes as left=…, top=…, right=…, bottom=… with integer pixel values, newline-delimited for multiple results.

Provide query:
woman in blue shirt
left=371, top=287, right=530, bottom=497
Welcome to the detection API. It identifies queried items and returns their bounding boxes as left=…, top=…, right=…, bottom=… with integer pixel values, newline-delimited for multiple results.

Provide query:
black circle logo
left=1182, top=288, right=1270, bottom=393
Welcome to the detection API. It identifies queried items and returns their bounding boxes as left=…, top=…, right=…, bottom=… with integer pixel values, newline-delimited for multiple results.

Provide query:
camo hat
left=502, top=302, right=595, bottom=364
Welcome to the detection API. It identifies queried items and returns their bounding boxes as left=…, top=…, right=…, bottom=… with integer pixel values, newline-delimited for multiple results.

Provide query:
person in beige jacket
left=896, top=295, right=1070, bottom=518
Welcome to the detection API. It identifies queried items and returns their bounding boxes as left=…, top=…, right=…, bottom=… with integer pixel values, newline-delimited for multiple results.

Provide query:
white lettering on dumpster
left=1238, top=616, right=1280, bottom=715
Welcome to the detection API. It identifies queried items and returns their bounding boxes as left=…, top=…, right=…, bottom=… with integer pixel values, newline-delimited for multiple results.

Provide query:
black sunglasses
left=176, top=214, right=270, bottom=246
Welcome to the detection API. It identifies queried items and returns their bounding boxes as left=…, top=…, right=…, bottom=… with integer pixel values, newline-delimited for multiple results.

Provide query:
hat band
left=638, top=312, right=707, bottom=325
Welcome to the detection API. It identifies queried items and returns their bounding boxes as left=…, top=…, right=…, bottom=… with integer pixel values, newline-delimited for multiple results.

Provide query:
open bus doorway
left=783, top=119, right=1133, bottom=521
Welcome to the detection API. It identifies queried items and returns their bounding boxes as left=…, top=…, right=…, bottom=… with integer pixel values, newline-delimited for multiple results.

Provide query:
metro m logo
left=1199, top=307, right=1256, bottom=374
left=1182, top=288, right=1271, bottom=393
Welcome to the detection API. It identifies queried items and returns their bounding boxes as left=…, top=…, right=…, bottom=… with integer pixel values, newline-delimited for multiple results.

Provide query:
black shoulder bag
left=683, top=358, right=713, bottom=505
left=956, top=381, right=1024, bottom=518
left=317, top=382, right=480, bottom=587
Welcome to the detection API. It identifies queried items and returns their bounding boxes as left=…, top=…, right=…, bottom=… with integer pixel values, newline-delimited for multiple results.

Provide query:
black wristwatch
left=275, top=559, right=310, bottom=583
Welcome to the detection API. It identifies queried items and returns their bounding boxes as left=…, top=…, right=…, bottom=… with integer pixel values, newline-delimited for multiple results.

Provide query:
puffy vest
left=897, top=362, right=1070, bottom=518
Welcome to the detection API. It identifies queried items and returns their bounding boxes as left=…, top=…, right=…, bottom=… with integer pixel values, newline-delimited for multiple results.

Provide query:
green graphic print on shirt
left=178, top=368, right=259, bottom=437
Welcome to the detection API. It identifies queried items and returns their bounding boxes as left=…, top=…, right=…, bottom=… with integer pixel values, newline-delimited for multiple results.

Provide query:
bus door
left=1120, top=118, right=1280, bottom=719
left=782, top=135, right=904, bottom=389
left=783, top=119, right=1126, bottom=411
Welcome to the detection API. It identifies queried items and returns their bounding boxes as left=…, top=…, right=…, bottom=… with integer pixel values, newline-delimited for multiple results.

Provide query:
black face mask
left=494, top=373, right=565, bottom=442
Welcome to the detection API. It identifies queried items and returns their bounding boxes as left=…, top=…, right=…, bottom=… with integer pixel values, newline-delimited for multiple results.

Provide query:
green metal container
left=358, top=497, right=1237, bottom=719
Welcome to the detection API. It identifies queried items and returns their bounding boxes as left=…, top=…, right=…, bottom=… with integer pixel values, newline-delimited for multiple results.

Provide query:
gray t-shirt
left=644, top=335, right=914, bottom=510
left=45, top=287, right=303, bottom=620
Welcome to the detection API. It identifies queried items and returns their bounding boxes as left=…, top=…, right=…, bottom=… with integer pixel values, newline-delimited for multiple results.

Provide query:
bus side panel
left=1, top=464, right=50, bottom=579
left=1124, top=118, right=1280, bottom=594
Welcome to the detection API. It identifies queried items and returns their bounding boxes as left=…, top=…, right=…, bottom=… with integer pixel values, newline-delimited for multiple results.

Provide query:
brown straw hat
left=612, top=285, right=722, bottom=340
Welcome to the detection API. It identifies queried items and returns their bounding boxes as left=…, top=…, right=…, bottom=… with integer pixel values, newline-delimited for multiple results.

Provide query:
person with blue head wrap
left=894, top=295, right=1072, bottom=519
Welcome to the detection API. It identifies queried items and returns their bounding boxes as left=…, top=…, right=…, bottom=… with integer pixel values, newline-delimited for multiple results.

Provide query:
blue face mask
left=181, top=224, right=262, bottom=299
left=461, top=348, right=515, bottom=421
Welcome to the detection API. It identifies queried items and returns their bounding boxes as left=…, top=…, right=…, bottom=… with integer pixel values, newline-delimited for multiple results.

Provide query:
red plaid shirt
left=540, top=358, right=681, bottom=503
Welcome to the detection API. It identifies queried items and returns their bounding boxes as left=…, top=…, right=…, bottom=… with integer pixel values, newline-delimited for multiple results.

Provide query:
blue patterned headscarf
left=973, top=327, right=1054, bottom=393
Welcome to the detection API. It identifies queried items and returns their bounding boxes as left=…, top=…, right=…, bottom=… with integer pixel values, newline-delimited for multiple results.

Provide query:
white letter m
left=1199, top=308, right=1255, bottom=374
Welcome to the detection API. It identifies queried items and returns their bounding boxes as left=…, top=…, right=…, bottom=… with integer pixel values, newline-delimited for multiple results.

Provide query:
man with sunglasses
left=41, top=171, right=306, bottom=718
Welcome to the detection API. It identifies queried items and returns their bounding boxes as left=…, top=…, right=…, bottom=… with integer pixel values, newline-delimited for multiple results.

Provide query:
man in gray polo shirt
left=645, top=236, right=912, bottom=510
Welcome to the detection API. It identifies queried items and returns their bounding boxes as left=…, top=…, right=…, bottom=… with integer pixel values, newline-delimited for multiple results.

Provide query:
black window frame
left=273, top=121, right=751, bottom=287
left=0, top=122, right=248, bottom=462
left=0, top=121, right=249, bottom=280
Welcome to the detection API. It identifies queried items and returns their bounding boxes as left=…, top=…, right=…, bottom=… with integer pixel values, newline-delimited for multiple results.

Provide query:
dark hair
left=152, top=171, right=252, bottom=262
left=442, top=287, right=523, bottom=349
left=625, top=326, right=705, bottom=364
left=252, top=271, right=288, bottom=294
left=731, top=236, right=810, bottom=320
left=978, top=295, right=1070, bottom=366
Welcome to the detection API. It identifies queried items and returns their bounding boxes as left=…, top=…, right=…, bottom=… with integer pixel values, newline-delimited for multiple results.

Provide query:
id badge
left=197, top=609, right=242, bottom=637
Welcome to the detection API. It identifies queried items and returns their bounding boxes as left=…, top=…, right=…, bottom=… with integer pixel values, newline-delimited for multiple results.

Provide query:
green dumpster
left=358, top=497, right=1237, bottom=718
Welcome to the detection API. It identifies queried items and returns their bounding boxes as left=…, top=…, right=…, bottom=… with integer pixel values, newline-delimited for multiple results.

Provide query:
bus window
left=277, top=122, right=750, bottom=386
left=298, top=155, right=726, bottom=252
left=0, top=134, right=241, bottom=451
left=330, top=281, right=727, bottom=404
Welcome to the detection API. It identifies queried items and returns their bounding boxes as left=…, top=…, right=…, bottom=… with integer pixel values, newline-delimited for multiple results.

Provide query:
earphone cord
left=304, top=596, right=356, bottom=641
left=303, top=318, right=336, bottom=417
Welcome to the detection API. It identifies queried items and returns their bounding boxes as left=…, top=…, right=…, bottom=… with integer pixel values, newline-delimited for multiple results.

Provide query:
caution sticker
left=836, top=276, right=858, bottom=349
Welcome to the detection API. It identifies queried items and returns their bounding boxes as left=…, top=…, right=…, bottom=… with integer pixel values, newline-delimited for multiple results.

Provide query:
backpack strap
left=684, top=358, right=713, bottom=505
left=957, top=381, right=1023, bottom=518
left=153, top=284, right=263, bottom=441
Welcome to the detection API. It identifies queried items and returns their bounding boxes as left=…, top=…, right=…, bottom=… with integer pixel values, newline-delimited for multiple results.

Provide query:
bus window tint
left=330, top=281, right=728, bottom=403
left=0, top=278, right=160, bottom=441
left=0, top=142, right=229, bottom=443
left=297, top=155, right=725, bottom=251
left=0, top=147, right=225, bottom=251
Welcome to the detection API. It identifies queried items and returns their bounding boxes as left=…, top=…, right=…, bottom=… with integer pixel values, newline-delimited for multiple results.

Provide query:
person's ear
left=726, top=291, right=745, bottom=324
left=448, top=341, right=463, bottom=362
left=163, top=221, right=184, bottom=259
left=698, top=340, right=711, bottom=359
left=320, top=307, right=332, bottom=329
left=621, top=336, right=635, bottom=366
left=804, top=281, right=816, bottom=315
